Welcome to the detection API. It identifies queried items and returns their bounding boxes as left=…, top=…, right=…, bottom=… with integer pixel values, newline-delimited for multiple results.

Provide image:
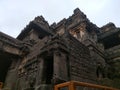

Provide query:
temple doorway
left=43, top=56, right=53, bottom=84
left=0, top=53, right=12, bottom=83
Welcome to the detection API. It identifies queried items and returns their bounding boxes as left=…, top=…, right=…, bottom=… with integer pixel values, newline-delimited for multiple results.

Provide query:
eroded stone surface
left=0, top=8, right=120, bottom=90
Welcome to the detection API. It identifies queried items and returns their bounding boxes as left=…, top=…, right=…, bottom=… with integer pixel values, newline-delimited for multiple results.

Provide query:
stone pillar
left=53, top=51, right=68, bottom=84
left=3, top=69, right=18, bottom=90
left=3, top=58, right=19, bottom=90
left=36, top=58, right=44, bottom=85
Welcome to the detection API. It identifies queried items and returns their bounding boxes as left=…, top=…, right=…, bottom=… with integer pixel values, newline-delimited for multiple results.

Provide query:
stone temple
left=0, top=8, right=120, bottom=90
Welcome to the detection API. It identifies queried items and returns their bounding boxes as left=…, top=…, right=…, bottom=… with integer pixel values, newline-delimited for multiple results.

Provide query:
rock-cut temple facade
left=0, top=8, right=120, bottom=90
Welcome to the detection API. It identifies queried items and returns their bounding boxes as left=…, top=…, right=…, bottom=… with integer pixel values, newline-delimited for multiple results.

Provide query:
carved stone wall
left=1, top=8, right=120, bottom=90
left=63, top=34, right=97, bottom=83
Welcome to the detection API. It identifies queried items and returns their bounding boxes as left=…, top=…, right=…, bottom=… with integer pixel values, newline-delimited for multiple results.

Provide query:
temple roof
left=0, top=31, right=22, bottom=45
left=17, top=16, right=53, bottom=40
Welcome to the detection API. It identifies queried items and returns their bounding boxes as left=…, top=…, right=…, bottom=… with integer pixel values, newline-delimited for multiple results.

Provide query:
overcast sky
left=0, top=0, right=120, bottom=38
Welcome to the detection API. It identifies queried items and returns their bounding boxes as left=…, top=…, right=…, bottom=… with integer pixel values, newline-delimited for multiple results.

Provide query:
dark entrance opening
left=0, top=54, right=12, bottom=83
left=43, top=56, right=53, bottom=84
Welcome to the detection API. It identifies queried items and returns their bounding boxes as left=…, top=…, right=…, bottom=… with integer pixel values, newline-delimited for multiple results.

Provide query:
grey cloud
left=0, top=0, right=120, bottom=37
